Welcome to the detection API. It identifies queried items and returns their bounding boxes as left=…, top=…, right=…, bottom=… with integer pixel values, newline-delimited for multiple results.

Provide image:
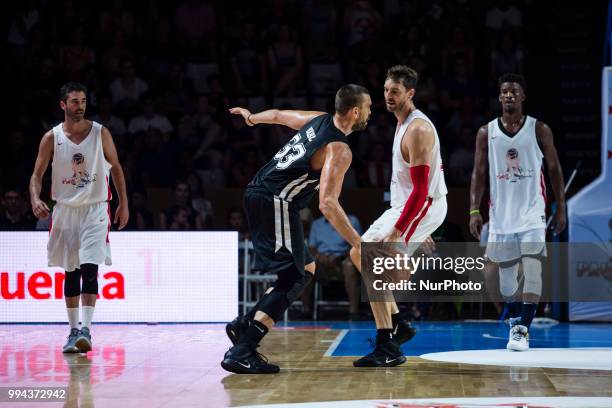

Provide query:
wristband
left=469, top=209, right=480, bottom=215
left=247, top=114, right=255, bottom=125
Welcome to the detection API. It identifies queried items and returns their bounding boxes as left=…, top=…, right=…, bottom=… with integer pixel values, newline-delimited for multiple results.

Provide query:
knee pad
left=257, top=290, right=290, bottom=322
left=522, top=256, right=542, bottom=296
left=286, top=272, right=313, bottom=304
left=258, top=272, right=314, bottom=322
left=64, top=269, right=81, bottom=297
left=80, top=263, right=99, bottom=295
left=498, top=260, right=520, bottom=299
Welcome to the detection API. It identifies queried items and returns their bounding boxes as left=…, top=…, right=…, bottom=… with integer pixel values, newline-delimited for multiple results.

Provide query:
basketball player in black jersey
left=221, top=84, right=371, bottom=374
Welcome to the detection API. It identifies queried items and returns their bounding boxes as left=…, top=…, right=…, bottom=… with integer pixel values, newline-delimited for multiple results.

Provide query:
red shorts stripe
left=106, top=203, right=111, bottom=243
left=106, top=176, right=112, bottom=201
left=404, top=197, right=433, bottom=243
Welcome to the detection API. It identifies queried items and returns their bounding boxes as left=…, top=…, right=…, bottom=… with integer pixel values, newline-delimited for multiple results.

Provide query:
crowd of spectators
left=3, top=0, right=531, bottom=231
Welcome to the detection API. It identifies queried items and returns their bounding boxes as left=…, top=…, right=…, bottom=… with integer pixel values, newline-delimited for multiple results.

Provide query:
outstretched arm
left=229, top=107, right=325, bottom=130
left=318, top=142, right=361, bottom=249
left=536, top=121, right=566, bottom=235
left=102, top=126, right=129, bottom=230
left=29, top=131, right=54, bottom=219
left=469, top=126, right=488, bottom=240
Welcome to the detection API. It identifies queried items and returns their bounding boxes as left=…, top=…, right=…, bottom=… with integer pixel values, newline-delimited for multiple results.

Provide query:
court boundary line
left=324, top=329, right=348, bottom=357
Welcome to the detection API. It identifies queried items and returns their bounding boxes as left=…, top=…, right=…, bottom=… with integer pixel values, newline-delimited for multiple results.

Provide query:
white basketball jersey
left=51, top=121, right=112, bottom=207
left=487, top=115, right=546, bottom=234
left=390, top=109, right=448, bottom=209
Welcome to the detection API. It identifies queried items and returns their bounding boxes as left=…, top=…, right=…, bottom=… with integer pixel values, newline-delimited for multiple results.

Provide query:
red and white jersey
left=390, top=109, right=447, bottom=209
left=487, top=115, right=546, bottom=234
left=51, top=121, right=112, bottom=207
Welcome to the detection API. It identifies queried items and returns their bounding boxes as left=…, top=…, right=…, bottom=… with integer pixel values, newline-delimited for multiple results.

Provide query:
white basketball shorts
left=485, top=228, right=546, bottom=263
left=362, top=196, right=447, bottom=255
left=48, top=202, right=112, bottom=271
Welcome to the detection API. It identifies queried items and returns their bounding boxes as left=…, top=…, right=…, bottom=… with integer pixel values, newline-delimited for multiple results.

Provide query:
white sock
left=67, top=308, right=79, bottom=330
left=81, top=306, right=95, bottom=330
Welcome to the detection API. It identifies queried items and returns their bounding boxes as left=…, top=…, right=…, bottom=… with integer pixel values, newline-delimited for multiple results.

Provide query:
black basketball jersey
left=248, top=113, right=348, bottom=208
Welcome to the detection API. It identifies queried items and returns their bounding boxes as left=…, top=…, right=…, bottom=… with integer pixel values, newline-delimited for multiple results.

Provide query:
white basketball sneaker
left=507, top=324, right=529, bottom=351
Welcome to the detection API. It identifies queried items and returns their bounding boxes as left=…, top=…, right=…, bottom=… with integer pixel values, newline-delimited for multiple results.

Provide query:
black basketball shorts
left=244, top=189, right=314, bottom=278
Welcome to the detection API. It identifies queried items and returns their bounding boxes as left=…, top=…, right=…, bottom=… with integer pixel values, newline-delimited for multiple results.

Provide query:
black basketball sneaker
left=394, top=319, right=417, bottom=345
left=353, top=332, right=406, bottom=367
left=221, top=344, right=280, bottom=374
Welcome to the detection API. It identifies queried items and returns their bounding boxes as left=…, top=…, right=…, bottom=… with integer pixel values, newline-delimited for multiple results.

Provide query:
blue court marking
left=277, top=321, right=612, bottom=357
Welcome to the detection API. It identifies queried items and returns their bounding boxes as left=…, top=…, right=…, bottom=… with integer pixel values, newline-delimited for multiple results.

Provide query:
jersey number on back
left=274, top=134, right=306, bottom=169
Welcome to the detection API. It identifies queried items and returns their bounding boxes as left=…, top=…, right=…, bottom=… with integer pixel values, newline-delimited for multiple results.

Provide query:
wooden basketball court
left=1, top=322, right=612, bottom=407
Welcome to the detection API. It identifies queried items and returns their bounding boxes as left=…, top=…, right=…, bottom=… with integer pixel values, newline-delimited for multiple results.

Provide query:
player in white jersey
left=350, top=66, right=448, bottom=367
left=470, top=73, right=566, bottom=351
left=29, top=82, right=129, bottom=354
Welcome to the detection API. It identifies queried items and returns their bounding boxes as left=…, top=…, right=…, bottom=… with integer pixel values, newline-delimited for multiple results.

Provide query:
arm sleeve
left=394, top=165, right=430, bottom=233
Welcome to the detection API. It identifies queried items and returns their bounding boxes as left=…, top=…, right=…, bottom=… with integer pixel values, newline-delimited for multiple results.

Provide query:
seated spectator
left=231, top=148, right=262, bottom=187
left=0, top=189, right=36, bottom=231
left=360, top=143, right=390, bottom=187
left=186, top=172, right=214, bottom=228
left=58, top=25, right=95, bottom=80
left=206, top=74, right=230, bottom=119
left=448, top=126, right=475, bottom=186
left=485, top=1, right=522, bottom=34
left=267, top=24, right=303, bottom=96
left=102, top=29, right=134, bottom=78
left=196, top=149, right=227, bottom=188
left=490, top=33, right=524, bottom=80
left=138, top=128, right=177, bottom=187
left=440, top=56, right=483, bottom=113
left=159, top=180, right=205, bottom=230
left=230, top=20, right=267, bottom=95
left=175, top=0, right=217, bottom=58
left=343, top=0, right=382, bottom=48
left=301, top=0, right=338, bottom=61
left=446, top=95, right=484, bottom=140
left=1, top=128, right=30, bottom=188
left=409, top=57, right=439, bottom=114
left=91, top=94, right=126, bottom=138
left=109, top=59, right=148, bottom=115
left=391, top=25, right=428, bottom=64
left=125, top=189, right=154, bottom=231
left=176, top=114, right=201, bottom=152
left=441, top=26, right=475, bottom=76
left=128, top=96, right=173, bottom=137
left=162, top=62, right=194, bottom=117
left=168, top=207, right=192, bottom=231
left=192, top=95, right=217, bottom=134
left=226, top=207, right=249, bottom=240
left=301, top=213, right=363, bottom=320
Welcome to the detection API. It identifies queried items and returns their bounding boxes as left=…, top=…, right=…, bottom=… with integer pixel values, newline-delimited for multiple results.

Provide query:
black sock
left=391, top=312, right=401, bottom=327
left=507, top=301, right=522, bottom=319
left=238, top=320, right=269, bottom=347
left=520, top=302, right=537, bottom=329
left=376, top=328, right=393, bottom=343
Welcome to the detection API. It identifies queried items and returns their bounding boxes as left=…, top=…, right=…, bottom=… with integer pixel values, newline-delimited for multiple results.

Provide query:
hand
left=228, top=107, right=254, bottom=126
left=469, top=213, right=483, bottom=240
left=114, top=203, right=129, bottom=230
left=383, top=228, right=402, bottom=243
left=419, top=236, right=436, bottom=255
left=31, top=198, right=50, bottom=219
left=552, top=207, right=567, bottom=236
